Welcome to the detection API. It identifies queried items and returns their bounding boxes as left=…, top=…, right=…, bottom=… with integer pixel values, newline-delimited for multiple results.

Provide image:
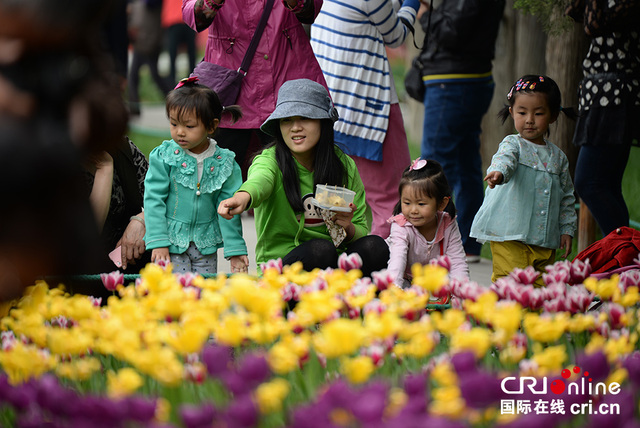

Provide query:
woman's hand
left=151, top=247, right=170, bottom=264
left=229, top=255, right=250, bottom=274
left=560, top=234, right=572, bottom=259
left=116, top=212, right=146, bottom=269
left=218, top=192, right=251, bottom=220
left=333, top=203, right=357, bottom=240
left=484, top=171, right=503, bottom=189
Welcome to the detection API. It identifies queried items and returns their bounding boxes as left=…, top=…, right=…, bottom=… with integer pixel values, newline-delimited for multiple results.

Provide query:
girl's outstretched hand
left=151, top=247, right=170, bottom=263
left=229, top=255, right=249, bottom=274
left=560, top=234, right=572, bottom=259
left=333, top=203, right=357, bottom=240
left=218, top=191, right=251, bottom=220
left=484, top=171, right=504, bottom=188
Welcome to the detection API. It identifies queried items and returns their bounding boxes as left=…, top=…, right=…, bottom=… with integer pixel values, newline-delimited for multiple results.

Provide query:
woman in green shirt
left=218, top=79, right=389, bottom=276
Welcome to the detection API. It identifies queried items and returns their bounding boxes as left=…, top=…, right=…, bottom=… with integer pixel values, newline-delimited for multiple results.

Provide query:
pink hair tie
left=409, top=158, right=427, bottom=171
left=175, top=76, right=199, bottom=90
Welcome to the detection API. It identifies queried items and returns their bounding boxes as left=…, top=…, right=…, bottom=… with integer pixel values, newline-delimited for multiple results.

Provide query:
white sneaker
left=466, top=254, right=481, bottom=263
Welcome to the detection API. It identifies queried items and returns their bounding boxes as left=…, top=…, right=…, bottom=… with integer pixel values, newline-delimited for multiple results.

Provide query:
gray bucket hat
left=260, top=79, right=339, bottom=137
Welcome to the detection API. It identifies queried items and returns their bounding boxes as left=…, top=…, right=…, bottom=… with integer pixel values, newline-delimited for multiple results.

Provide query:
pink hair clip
left=175, top=76, right=199, bottom=90
left=409, top=158, right=427, bottom=171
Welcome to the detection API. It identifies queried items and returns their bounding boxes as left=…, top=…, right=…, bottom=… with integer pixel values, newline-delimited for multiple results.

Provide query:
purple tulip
left=201, top=343, right=232, bottom=377
left=224, top=394, right=258, bottom=428
left=351, top=386, right=387, bottom=423
left=220, top=371, right=250, bottom=396
left=451, top=351, right=476, bottom=375
left=403, top=374, right=428, bottom=398
left=587, top=388, right=635, bottom=428
left=180, top=403, right=216, bottom=428
left=576, top=351, right=610, bottom=382
left=125, top=395, right=157, bottom=423
left=458, top=370, right=502, bottom=408
left=289, top=404, right=331, bottom=428
left=6, top=382, right=37, bottom=410
left=15, top=409, right=47, bottom=428
left=236, top=353, right=271, bottom=386
left=318, top=380, right=357, bottom=410
left=623, top=352, right=640, bottom=390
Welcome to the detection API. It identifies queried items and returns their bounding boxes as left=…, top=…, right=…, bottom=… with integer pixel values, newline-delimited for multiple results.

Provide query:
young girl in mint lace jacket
left=144, top=77, right=249, bottom=274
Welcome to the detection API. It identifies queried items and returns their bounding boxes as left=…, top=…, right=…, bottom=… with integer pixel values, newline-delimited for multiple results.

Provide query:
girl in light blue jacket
left=144, top=77, right=249, bottom=274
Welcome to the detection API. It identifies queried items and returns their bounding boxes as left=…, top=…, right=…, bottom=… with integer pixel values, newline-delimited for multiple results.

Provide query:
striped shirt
left=310, top=0, right=419, bottom=161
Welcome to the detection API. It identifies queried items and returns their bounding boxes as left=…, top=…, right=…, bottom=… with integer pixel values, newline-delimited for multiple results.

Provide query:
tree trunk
left=545, top=19, right=589, bottom=179
left=481, top=3, right=546, bottom=171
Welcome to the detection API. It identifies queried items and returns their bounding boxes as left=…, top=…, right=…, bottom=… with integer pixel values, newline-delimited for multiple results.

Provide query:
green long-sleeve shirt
left=239, top=146, right=369, bottom=267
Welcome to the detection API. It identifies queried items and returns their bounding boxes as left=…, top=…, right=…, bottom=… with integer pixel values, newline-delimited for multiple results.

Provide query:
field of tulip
left=1, top=253, right=640, bottom=428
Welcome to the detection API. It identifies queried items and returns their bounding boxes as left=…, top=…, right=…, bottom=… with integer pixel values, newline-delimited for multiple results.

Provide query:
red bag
left=573, top=227, right=640, bottom=274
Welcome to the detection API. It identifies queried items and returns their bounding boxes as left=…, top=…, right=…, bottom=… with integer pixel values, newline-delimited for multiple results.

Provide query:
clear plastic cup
left=315, top=184, right=355, bottom=210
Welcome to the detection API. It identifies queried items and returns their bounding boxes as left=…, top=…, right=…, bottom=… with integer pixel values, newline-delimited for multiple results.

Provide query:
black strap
left=239, top=0, right=276, bottom=74
left=400, top=0, right=434, bottom=51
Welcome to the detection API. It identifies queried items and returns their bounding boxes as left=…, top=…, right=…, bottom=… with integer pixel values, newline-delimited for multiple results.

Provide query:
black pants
left=165, top=23, right=196, bottom=85
left=282, top=236, right=389, bottom=278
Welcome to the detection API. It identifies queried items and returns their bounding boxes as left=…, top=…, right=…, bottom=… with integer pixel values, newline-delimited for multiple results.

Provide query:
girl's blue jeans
left=421, top=80, right=495, bottom=256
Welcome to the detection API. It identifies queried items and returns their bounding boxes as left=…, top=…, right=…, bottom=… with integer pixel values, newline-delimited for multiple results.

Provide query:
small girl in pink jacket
left=386, top=158, right=469, bottom=288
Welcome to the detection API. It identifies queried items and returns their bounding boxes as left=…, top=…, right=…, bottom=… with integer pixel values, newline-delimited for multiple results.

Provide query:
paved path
left=130, top=105, right=494, bottom=286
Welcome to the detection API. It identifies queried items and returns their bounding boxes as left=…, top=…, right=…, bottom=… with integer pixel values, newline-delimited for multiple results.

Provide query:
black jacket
left=418, top=0, right=505, bottom=77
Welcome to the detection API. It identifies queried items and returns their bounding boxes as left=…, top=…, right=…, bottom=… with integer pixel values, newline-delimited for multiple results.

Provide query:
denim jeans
left=421, top=80, right=495, bottom=255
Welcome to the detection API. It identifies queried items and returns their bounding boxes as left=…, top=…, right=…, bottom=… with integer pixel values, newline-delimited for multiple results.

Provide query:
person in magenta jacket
left=386, top=158, right=469, bottom=288
left=182, top=0, right=327, bottom=175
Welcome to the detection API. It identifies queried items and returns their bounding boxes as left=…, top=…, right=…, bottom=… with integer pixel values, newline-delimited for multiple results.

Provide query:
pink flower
left=371, top=270, right=394, bottom=292
left=100, top=271, right=124, bottom=291
left=338, top=252, right=363, bottom=271
left=543, top=261, right=571, bottom=285
left=260, top=258, right=283, bottom=274
left=620, top=270, right=640, bottom=291
left=542, top=298, right=568, bottom=313
left=569, top=258, right=592, bottom=284
left=363, top=344, right=386, bottom=367
left=566, top=286, right=594, bottom=313
left=606, top=303, right=626, bottom=330
left=510, top=266, right=539, bottom=285
left=363, top=299, right=386, bottom=315
left=88, top=296, right=102, bottom=307
left=429, top=255, right=451, bottom=272
left=176, top=272, right=198, bottom=288
left=155, top=259, right=169, bottom=268
left=281, top=283, right=301, bottom=302
left=1, top=331, right=16, bottom=351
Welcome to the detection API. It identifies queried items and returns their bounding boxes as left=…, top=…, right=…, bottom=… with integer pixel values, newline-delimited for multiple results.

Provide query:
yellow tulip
left=313, top=318, right=367, bottom=359
left=340, top=355, right=375, bottom=384
left=523, top=312, right=569, bottom=343
left=411, top=264, right=449, bottom=295
left=107, top=367, right=144, bottom=397
left=267, top=341, right=300, bottom=374
left=431, top=309, right=467, bottom=336
left=255, top=378, right=290, bottom=414
left=214, top=312, right=247, bottom=347
left=450, top=327, right=492, bottom=359
left=531, top=343, right=567, bottom=375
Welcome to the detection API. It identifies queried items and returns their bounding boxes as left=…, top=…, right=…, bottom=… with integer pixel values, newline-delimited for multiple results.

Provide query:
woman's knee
left=346, top=235, right=389, bottom=276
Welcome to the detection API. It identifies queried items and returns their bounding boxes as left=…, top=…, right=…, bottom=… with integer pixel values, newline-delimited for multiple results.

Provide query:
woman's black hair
left=165, top=81, right=242, bottom=131
left=392, top=159, right=456, bottom=219
left=270, top=119, right=345, bottom=212
left=498, top=74, right=578, bottom=127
